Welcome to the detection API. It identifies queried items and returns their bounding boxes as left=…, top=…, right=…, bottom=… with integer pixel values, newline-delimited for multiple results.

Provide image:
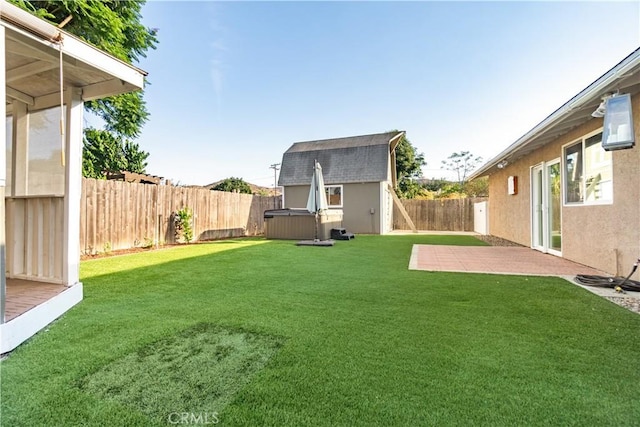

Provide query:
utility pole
left=269, top=163, right=281, bottom=208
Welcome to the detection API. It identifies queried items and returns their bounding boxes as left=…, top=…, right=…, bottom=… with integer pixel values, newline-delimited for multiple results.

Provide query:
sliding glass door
left=531, top=160, right=562, bottom=255
left=532, top=165, right=544, bottom=251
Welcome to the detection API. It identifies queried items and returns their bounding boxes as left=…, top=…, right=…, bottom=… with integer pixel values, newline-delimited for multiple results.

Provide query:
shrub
left=174, top=207, right=193, bottom=243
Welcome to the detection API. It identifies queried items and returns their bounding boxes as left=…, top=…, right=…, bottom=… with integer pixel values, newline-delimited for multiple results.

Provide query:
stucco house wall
left=487, top=93, right=640, bottom=275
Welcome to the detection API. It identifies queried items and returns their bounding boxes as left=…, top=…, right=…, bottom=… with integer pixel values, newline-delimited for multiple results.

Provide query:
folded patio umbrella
left=306, top=160, right=328, bottom=214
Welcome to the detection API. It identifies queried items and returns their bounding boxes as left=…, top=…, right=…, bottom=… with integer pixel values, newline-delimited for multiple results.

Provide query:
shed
left=278, top=131, right=405, bottom=234
left=1, top=0, right=147, bottom=352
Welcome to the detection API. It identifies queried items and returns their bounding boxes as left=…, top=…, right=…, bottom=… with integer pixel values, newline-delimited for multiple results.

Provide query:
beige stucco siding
left=486, top=155, right=532, bottom=246
left=283, top=182, right=384, bottom=234
left=487, top=94, right=640, bottom=275
left=562, top=131, right=640, bottom=276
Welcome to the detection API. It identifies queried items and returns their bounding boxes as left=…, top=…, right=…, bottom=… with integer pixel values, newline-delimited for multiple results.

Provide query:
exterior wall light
left=507, top=176, right=518, bottom=195
left=602, top=93, right=635, bottom=151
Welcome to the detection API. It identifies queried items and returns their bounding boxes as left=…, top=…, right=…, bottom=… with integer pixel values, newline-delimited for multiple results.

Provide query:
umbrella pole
left=315, top=184, right=320, bottom=241
left=298, top=159, right=333, bottom=246
left=314, top=160, right=319, bottom=240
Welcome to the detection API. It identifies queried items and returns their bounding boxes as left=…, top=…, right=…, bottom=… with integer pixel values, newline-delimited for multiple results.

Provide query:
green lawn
left=2, top=235, right=639, bottom=426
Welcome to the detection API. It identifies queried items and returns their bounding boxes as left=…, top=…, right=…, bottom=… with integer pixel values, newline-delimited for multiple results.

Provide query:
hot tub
left=264, top=209, right=343, bottom=240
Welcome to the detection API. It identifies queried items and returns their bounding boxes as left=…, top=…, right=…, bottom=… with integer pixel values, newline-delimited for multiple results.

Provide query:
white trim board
left=0, top=283, right=82, bottom=353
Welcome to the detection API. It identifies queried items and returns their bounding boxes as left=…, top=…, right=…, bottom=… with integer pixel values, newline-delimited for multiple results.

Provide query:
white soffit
left=1, top=0, right=147, bottom=104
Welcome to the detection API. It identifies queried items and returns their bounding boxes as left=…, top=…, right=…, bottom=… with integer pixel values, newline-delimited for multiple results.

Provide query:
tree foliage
left=394, top=133, right=426, bottom=199
left=419, top=176, right=488, bottom=199
left=464, top=176, right=489, bottom=197
left=82, top=128, right=149, bottom=178
left=441, top=151, right=483, bottom=186
left=212, top=178, right=253, bottom=194
left=10, top=0, right=158, bottom=177
left=14, top=0, right=158, bottom=63
left=422, top=178, right=451, bottom=193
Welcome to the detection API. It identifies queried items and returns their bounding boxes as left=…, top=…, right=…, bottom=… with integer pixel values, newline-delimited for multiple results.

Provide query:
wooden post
left=388, top=183, right=417, bottom=232
left=1, top=24, right=6, bottom=323
left=63, top=88, right=83, bottom=286
left=11, top=101, right=28, bottom=196
left=0, top=190, right=5, bottom=323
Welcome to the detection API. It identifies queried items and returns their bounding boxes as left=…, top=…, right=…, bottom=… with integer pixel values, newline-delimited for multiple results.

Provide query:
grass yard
left=1, top=235, right=639, bottom=426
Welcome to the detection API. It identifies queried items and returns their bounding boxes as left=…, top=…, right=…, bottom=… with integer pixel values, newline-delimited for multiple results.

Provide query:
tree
left=10, top=0, right=158, bottom=177
left=464, top=176, right=489, bottom=197
left=82, top=129, right=149, bottom=178
left=441, top=151, right=483, bottom=186
left=212, top=178, right=253, bottom=194
left=394, top=132, right=426, bottom=199
left=423, top=178, right=452, bottom=193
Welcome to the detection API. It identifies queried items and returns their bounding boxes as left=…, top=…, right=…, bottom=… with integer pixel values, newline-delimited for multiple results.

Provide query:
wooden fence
left=80, top=178, right=281, bottom=254
left=393, top=197, right=488, bottom=232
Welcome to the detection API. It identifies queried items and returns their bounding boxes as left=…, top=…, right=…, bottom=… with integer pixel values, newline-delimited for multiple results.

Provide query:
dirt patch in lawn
left=77, top=323, right=285, bottom=424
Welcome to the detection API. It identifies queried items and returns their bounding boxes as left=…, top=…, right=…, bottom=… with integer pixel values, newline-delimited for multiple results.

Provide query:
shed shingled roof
left=278, top=132, right=403, bottom=186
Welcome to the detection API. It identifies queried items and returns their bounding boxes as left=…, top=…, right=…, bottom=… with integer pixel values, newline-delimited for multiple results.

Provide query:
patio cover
left=2, top=0, right=146, bottom=111
left=1, top=0, right=147, bottom=352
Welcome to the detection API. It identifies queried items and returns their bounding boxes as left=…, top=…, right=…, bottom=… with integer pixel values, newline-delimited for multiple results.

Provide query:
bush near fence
left=393, top=197, right=488, bottom=232
left=80, top=178, right=281, bottom=254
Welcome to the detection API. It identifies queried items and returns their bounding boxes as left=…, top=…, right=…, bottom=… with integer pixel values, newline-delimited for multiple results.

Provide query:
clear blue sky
left=133, top=1, right=640, bottom=187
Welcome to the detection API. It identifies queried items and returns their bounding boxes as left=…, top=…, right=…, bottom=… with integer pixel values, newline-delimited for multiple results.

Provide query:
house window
left=563, top=131, right=612, bottom=205
left=325, top=185, right=343, bottom=208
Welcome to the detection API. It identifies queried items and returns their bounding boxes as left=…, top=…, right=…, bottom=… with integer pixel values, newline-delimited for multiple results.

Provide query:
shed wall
left=283, top=182, right=383, bottom=234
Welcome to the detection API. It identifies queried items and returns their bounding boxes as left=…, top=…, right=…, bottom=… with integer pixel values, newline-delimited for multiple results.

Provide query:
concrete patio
left=409, top=245, right=608, bottom=276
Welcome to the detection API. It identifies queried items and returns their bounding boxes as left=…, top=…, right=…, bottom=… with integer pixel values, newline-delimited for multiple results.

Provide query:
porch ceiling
left=3, top=0, right=146, bottom=109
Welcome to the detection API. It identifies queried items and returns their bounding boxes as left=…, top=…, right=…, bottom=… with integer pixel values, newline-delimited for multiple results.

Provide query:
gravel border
left=605, top=296, right=640, bottom=314
left=474, top=235, right=524, bottom=247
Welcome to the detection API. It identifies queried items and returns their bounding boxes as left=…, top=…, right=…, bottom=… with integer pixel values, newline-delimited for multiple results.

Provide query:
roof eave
left=2, top=0, right=147, bottom=98
left=469, top=47, right=640, bottom=181
left=388, top=131, right=405, bottom=151
left=388, top=131, right=405, bottom=188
